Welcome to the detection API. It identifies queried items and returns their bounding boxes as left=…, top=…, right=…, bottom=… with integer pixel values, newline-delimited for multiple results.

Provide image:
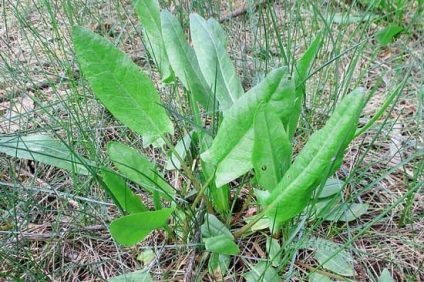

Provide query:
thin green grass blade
left=72, top=26, right=173, bottom=148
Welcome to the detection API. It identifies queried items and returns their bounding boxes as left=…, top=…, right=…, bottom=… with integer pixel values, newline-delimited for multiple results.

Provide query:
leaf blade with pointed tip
left=190, top=13, right=243, bottom=111
left=110, top=208, right=173, bottom=246
left=161, top=10, right=213, bottom=110
left=264, top=89, right=365, bottom=226
left=72, top=26, right=173, bottom=148
left=133, top=0, right=173, bottom=82
left=201, top=67, right=295, bottom=187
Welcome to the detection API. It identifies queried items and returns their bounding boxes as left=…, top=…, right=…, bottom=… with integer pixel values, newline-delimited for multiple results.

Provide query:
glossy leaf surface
left=72, top=26, right=173, bottom=148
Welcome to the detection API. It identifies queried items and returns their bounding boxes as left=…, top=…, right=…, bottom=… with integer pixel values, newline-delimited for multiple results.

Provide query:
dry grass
left=0, top=0, right=422, bottom=281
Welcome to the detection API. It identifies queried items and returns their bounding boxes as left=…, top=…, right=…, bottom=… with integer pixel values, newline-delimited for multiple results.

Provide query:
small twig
left=219, top=0, right=274, bottom=23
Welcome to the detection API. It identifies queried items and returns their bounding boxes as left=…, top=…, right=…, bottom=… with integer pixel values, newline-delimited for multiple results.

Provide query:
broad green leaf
left=165, top=131, right=192, bottom=170
left=108, top=269, right=152, bottom=282
left=201, top=213, right=232, bottom=238
left=110, top=208, right=173, bottom=246
left=201, top=67, right=295, bottom=187
left=264, top=89, right=365, bottom=226
left=203, top=234, right=240, bottom=255
left=108, top=142, right=175, bottom=200
left=303, top=238, right=356, bottom=277
left=288, top=33, right=322, bottom=140
left=0, top=134, right=94, bottom=175
left=375, top=25, right=404, bottom=46
left=244, top=216, right=271, bottom=231
left=72, top=26, right=173, bottom=148
left=315, top=242, right=356, bottom=276
left=378, top=268, right=395, bottom=282
left=244, top=262, right=280, bottom=282
left=322, top=203, right=368, bottom=222
left=252, top=102, right=292, bottom=191
left=313, top=178, right=345, bottom=198
left=101, top=168, right=147, bottom=214
left=208, top=253, right=230, bottom=280
left=133, top=0, right=173, bottom=82
left=160, top=10, right=213, bottom=110
left=266, top=237, right=282, bottom=267
left=190, top=13, right=243, bottom=111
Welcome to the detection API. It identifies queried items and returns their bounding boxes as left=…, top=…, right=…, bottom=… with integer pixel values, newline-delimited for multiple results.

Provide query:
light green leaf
left=375, top=25, right=404, bottom=46
left=161, top=10, right=213, bottom=110
left=288, top=33, right=322, bottom=140
left=203, top=234, right=240, bottom=255
left=72, top=26, right=173, bottom=148
left=201, top=67, right=295, bottom=187
left=309, top=272, right=333, bottom=282
left=110, top=208, right=173, bottom=246
left=244, top=216, right=271, bottom=231
left=252, top=102, right=292, bottom=191
left=378, top=268, right=395, bottom=282
left=101, top=168, right=147, bottom=214
left=190, top=13, right=244, bottom=111
left=108, top=269, right=152, bottom=282
left=323, top=203, right=368, bottom=222
left=165, top=131, right=192, bottom=170
left=0, top=134, right=94, bottom=175
left=314, top=178, right=345, bottom=199
left=244, top=262, right=280, bottom=282
left=315, top=242, right=356, bottom=277
left=266, top=237, right=282, bottom=267
left=108, top=142, right=175, bottom=200
left=201, top=213, right=233, bottom=238
left=133, top=0, right=173, bottom=82
left=136, top=248, right=155, bottom=265
left=264, top=89, right=365, bottom=226
left=208, top=253, right=230, bottom=280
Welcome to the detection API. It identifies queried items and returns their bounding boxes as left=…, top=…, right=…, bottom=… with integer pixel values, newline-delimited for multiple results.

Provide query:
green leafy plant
left=68, top=0, right=372, bottom=278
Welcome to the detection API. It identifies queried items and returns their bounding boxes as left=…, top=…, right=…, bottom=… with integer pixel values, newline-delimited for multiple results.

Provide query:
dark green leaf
left=375, top=25, right=404, bottom=46
left=101, top=168, right=147, bottom=214
left=110, top=208, right=173, bottom=246
left=72, top=26, right=173, bottom=148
